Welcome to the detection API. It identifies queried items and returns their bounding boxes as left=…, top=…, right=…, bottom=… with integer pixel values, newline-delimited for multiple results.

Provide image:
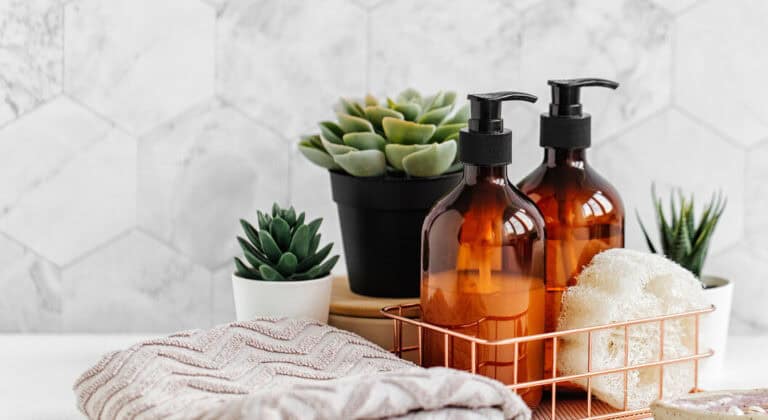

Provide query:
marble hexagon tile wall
left=0, top=0, right=766, bottom=333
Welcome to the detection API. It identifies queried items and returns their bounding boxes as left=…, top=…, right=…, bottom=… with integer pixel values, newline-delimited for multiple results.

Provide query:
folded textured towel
left=74, top=317, right=530, bottom=420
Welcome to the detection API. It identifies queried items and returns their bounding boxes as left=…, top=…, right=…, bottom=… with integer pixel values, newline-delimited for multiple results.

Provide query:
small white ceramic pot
left=698, top=275, right=734, bottom=389
left=231, top=274, right=333, bottom=323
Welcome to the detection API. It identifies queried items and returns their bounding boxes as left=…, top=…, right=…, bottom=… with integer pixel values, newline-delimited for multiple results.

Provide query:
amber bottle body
left=421, top=165, right=546, bottom=408
left=518, top=148, right=624, bottom=335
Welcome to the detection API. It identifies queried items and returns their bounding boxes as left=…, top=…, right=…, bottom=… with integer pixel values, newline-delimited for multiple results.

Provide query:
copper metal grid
left=381, top=303, right=715, bottom=420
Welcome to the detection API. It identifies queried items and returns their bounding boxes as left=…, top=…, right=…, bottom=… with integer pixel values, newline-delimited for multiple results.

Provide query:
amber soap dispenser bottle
left=518, top=78, right=625, bottom=337
left=421, top=92, right=546, bottom=408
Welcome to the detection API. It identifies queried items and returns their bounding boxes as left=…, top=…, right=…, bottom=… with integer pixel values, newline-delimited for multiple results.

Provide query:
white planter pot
left=698, top=275, right=733, bottom=389
left=231, top=274, right=333, bottom=323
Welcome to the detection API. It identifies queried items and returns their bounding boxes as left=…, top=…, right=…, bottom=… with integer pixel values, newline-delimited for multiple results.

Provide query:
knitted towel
left=74, top=318, right=530, bottom=420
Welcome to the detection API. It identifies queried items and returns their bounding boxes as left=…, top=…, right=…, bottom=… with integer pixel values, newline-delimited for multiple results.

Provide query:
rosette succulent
left=234, top=203, right=339, bottom=281
left=298, top=89, right=468, bottom=177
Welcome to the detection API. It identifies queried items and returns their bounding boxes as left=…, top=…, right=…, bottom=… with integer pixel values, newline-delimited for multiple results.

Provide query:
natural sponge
left=557, top=248, right=708, bottom=410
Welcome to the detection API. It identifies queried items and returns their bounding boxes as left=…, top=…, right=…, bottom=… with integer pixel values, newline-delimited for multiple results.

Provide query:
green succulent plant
left=234, top=203, right=339, bottom=281
left=637, top=186, right=726, bottom=279
left=298, top=89, right=468, bottom=177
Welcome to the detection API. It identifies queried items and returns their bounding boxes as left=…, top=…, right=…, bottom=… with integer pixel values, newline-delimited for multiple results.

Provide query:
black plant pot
left=330, top=170, right=462, bottom=298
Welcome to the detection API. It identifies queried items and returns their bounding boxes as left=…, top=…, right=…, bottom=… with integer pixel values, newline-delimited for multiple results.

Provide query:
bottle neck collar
left=543, top=147, right=588, bottom=168
left=463, top=164, right=508, bottom=186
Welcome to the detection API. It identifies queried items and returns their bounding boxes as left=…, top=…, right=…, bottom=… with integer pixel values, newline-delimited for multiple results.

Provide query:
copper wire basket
left=381, top=303, right=715, bottom=420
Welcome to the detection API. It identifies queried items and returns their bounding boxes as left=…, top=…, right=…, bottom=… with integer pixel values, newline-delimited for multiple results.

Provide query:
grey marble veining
left=0, top=0, right=63, bottom=126
left=0, top=0, right=765, bottom=333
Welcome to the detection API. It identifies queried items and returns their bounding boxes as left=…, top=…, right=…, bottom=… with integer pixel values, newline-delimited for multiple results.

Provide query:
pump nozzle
left=540, top=78, right=619, bottom=149
left=548, top=78, right=619, bottom=117
left=460, top=91, right=537, bottom=165
left=467, top=92, right=538, bottom=134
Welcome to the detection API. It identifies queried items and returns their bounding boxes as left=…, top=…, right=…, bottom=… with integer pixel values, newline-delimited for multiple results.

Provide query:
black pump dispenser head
left=540, top=78, right=619, bottom=149
left=459, top=91, right=537, bottom=165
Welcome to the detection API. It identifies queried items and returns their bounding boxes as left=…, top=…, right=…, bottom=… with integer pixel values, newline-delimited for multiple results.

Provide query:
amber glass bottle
left=518, top=79, right=625, bottom=379
left=421, top=92, right=546, bottom=408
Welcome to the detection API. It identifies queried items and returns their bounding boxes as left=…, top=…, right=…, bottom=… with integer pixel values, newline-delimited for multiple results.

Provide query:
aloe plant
left=637, top=187, right=726, bottom=279
left=234, top=203, right=339, bottom=281
left=298, top=89, right=468, bottom=177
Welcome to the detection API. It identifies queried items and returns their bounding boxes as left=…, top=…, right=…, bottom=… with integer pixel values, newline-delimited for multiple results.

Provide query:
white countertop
left=1, top=334, right=766, bottom=419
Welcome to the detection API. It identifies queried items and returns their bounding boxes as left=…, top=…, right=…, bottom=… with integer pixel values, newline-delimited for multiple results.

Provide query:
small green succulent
left=234, top=203, right=339, bottom=281
left=637, top=186, right=726, bottom=279
left=298, top=89, right=468, bottom=177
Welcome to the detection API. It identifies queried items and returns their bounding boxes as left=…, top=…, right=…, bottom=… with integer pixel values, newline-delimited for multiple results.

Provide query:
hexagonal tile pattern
left=64, top=0, right=214, bottom=134
left=0, top=97, right=134, bottom=266
left=370, top=0, right=521, bottom=97
left=290, top=148, right=345, bottom=274
left=520, top=0, right=672, bottom=143
left=62, top=231, right=211, bottom=332
left=0, top=0, right=63, bottom=125
left=0, top=234, right=61, bottom=332
left=707, top=244, right=768, bottom=332
left=746, top=140, right=768, bottom=246
left=217, top=0, right=366, bottom=140
left=593, top=109, right=744, bottom=254
left=675, top=0, right=768, bottom=146
left=138, top=99, right=289, bottom=269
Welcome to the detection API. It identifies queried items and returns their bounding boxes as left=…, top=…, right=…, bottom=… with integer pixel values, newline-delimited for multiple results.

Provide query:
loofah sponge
left=557, top=248, right=708, bottom=410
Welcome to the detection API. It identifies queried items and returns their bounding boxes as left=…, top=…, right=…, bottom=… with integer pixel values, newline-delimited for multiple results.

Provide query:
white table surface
left=0, top=334, right=766, bottom=419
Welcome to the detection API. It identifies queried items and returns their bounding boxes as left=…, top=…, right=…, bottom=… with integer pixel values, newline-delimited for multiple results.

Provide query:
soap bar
left=651, top=389, right=768, bottom=419
left=557, top=248, right=708, bottom=410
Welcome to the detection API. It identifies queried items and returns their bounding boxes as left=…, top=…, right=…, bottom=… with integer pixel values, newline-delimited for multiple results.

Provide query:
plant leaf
left=270, top=216, right=291, bottom=249
left=276, top=252, right=298, bottom=276
left=307, top=218, right=322, bottom=238
left=298, top=144, right=340, bottom=170
left=445, top=103, right=470, bottom=124
left=396, top=88, right=421, bottom=104
left=384, top=144, right=430, bottom=171
left=417, top=105, right=452, bottom=125
left=636, top=211, right=657, bottom=254
left=319, top=121, right=344, bottom=144
left=256, top=211, right=269, bottom=231
left=387, top=98, right=421, bottom=121
left=422, top=91, right=446, bottom=112
left=364, top=106, right=403, bottom=131
left=332, top=150, right=387, bottom=177
left=337, top=113, right=374, bottom=133
left=430, top=123, right=466, bottom=143
left=258, top=230, right=282, bottom=262
left=296, top=243, right=333, bottom=273
left=382, top=117, right=436, bottom=145
left=308, top=232, right=321, bottom=255
left=259, top=264, right=285, bottom=281
left=234, top=257, right=261, bottom=280
left=364, top=94, right=378, bottom=106
left=288, top=224, right=310, bottom=260
left=343, top=132, right=387, bottom=151
left=401, top=141, right=457, bottom=177
left=321, top=136, right=357, bottom=155
left=240, top=219, right=261, bottom=249
left=315, top=254, right=339, bottom=276
left=339, top=97, right=365, bottom=118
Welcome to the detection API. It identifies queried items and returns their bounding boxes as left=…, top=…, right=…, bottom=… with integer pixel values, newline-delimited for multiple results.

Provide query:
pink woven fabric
left=74, top=318, right=530, bottom=420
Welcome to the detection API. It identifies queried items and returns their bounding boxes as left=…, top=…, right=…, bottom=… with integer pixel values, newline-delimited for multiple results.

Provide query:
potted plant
left=232, top=203, right=339, bottom=323
left=637, top=187, right=729, bottom=388
left=298, top=89, right=467, bottom=298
